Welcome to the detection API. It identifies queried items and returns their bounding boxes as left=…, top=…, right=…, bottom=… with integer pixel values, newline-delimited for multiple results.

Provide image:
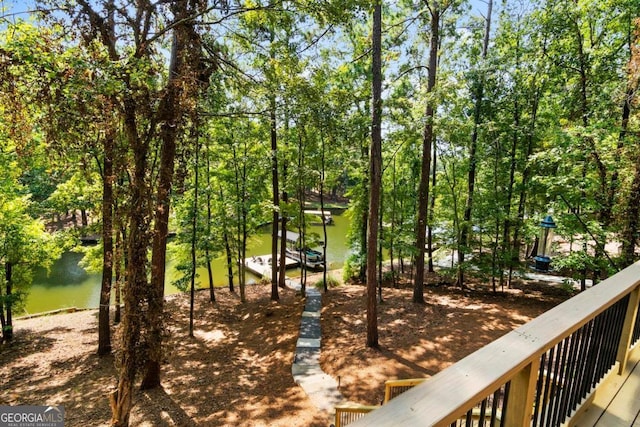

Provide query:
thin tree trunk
left=205, top=134, right=215, bottom=302
left=3, top=262, right=13, bottom=341
left=359, top=120, right=370, bottom=283
left=0, top=295, right=6, bottom=341
left=114, top=220, right=123, bottom=324
left=377, top=188, right=384, bottom=303
left=501, top=94, right=520, bottom=291
left=390, top=157, right=397, bottom=287
left=219, top=186, right=235, bottom=292
left=491, top=137, right=501, bottom=293
left=240, top=141, right=248, bottom=303
left=459, top=0, right=492, bottom=288
left=189, top=124, right=200, bottom=337
left=359, top=178, right=369, bottom=283
left=301, top=195, right=307, bottom=293
left=427, top=142, right=437, bottom=273
left=269, top=29, right=280, bottom=300
left=232, top=143, right=244, bottom=301
left=223, top=227, right=234, bottom=292
left=98, top=129, right=114, bottom=356
left=414, top=4, right=440, bottom=304
left=606, top=85, right=633, bottom=225
left=509, top=82, right=541, bottom=287
left=278, top=125, right=289, bottom=289
left=297, top=131, right=307, bottom=296
left=320, top=134, right=328, bottom=292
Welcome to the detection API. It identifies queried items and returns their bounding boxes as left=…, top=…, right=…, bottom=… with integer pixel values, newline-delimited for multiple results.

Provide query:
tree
left=0, top=197, right=59, bottom=341
left=414, top=0, right=453, bottom=303
left=38, top=0, right=213, bottom=423
left=0, top=21, right=64, bottom=341
left=458, top=0, right=493, bottom=288
left=365, top=0, right=383, bottom=348
left=620, top=17, right=640, bottom=267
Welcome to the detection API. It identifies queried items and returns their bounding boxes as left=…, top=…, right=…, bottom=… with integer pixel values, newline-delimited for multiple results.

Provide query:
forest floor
left=0, top=271, right=575, bottom=426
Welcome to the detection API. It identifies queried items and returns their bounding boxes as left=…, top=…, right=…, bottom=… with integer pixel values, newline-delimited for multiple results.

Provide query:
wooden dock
left=244, top=254, right=299, bottom=278
left=304, top=210, right=333, bottom=224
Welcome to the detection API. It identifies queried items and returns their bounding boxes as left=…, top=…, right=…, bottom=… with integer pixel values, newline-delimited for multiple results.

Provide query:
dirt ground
left=0, top=273, right=573, bottom=426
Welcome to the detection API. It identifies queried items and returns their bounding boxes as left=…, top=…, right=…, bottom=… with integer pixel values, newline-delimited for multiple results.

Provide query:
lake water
left=24, top=214, right=351, bottom=315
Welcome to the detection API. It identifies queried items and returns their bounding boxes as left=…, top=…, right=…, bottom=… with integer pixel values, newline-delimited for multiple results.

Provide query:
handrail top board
left=350, top=261, right=640, bottom=426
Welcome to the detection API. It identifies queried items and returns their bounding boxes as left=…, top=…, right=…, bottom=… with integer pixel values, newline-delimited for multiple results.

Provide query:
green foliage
left=343, top=248, right=365, bottom=282
left=314, top=274, right=340, bottom=289
left=552, top=251, right=597, bottom=281
left=0, top=195, right=62, bottom=313
left=1, top=0, right=639, bottom=322
left=559, top=279, right=578, bottom=294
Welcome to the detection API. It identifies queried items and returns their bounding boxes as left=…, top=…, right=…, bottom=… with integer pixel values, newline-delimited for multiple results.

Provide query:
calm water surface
left=24, top=214, right=351, bottom=315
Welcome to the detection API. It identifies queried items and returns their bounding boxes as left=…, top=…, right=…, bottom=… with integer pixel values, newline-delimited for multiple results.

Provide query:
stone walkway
left=289, top=282, right=344, bottom=415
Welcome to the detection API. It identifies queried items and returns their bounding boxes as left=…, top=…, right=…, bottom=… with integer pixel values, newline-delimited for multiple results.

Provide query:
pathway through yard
left=289, top=281, right=344, bottom=415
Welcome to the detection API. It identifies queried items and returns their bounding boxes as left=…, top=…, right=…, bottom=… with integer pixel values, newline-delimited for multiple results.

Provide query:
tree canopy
left=1, top=0, right=640, bottom=424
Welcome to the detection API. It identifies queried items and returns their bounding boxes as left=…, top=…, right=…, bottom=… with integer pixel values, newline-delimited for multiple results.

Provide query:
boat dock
left=304, top=210, right=333, bottom=225
left=244, top=254, right=299, bottom=278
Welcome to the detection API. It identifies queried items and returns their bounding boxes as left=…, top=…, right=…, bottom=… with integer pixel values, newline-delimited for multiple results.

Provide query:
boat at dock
left=280, top=230, right=325, bottom=270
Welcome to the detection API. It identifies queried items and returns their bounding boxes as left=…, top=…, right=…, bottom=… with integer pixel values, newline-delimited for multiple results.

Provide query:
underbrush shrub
left=343, top=252, right=364, bottom=282
left=315, top=274, right=340, bottom=289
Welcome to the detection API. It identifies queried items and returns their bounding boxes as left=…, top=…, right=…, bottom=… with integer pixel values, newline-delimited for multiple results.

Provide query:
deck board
left=572, top=346, right=640, bottom=427
left=594, top=355, right=640, bottom=427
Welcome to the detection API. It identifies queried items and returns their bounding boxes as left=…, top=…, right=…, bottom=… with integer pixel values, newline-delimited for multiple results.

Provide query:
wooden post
left=616, top=286, right=640, bottom=374
left=504, top=359, right=540, bottom=427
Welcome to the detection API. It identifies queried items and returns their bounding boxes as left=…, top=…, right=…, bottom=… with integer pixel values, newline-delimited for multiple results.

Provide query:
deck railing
left=350, top=261, right=640, bottom=427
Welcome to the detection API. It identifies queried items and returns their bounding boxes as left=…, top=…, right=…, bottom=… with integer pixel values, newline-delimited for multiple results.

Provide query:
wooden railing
left=350, top=261, right=640, bottom=427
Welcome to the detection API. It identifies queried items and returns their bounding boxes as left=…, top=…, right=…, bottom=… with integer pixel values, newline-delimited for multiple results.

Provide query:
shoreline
left=18, top=269, right=338, bottom=319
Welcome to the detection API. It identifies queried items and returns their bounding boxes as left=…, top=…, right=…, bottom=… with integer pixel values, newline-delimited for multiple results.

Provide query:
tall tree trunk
left=427, top=142, right=437, bottom=273
left=390, top=157, right=397, bottom=287
left=240, top=141, right=248, bottom=303
left=270, top=96, right=280, bottom=300
left=622, top=154, right=640, bottom=266
left=189, top=124, right=200, bottom=337
left=114, top=218, right=123, bottom=324
left=377, top=188, right=384, bottom=303
left=459, top=0, right=492, bottom=288
left=269, top=29, right=280, bottom=301
left=297, top=131, right=307, bottom=296
left=501, top=94, right=520, bottom=291
left=320, top=134, right=329, bottom=292
left=574, top=15, right=609, bottom=282
left=232, top=143, right=245, bottom=302
left=141, top=21, right=196, bottom=389
left=205, top=136, right=215, bottom=302
left=414, top=3, right=440, bottom=304
left=620, top=20, right=640, bottom=266
left=98, top=128, right=115, bottom=356
left=111, top=100, right=151, bottom=426
left=366, top=0, right=382, bottom=348
left=219, top=186, right=235, bottom=292
left=278, top=117, right=289, bottom=289
left=509, top=78, right=541, bottom=287
left=359, top=114, right=370, bottom=283
left=359, top=174, right=369, bottom=283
